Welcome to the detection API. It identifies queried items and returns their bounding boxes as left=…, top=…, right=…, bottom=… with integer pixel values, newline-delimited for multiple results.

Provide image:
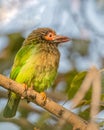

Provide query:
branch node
left=58, top=109, right=64, bottom=116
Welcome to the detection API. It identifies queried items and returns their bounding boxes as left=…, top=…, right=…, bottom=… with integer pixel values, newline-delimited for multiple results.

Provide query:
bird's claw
left=21, top=83, right=28, bottom=99
left=23, top=83, right=28, bottom=90
left=40, top=92, right=47, bottom=102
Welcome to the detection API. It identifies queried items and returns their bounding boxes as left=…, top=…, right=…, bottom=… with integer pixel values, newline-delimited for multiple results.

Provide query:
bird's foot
left=28, top=84, right=33, bottom=90
left=23, top=83, right=28, bottom=90
left=21, top=83, right=28, bottom=99
left=40, top=92, right=47, bottom=102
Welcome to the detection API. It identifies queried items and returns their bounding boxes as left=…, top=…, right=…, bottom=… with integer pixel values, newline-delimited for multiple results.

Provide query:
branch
left=0, top=74, right=88, bottom=130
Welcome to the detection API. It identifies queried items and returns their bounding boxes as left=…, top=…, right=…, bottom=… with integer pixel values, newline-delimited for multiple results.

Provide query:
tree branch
left=0, top=74, right=88, bottom=130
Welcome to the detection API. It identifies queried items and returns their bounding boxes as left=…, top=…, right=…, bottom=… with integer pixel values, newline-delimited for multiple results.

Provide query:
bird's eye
left=44, top=32, right=55, bottom=41
left=48, top=33, right=52, bottom=37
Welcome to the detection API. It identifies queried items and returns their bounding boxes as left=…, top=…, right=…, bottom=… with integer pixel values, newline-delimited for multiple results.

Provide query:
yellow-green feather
left=3, top=44, right=36, bottom=117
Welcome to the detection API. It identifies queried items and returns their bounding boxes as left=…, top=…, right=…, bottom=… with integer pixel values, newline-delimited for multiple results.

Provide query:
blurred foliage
left=0, top=33, right=24, bottom=74
left=67, top=71, right=92, bottom=105
left=68, top=71, right=87, bottom=100
left=79, top=107, right=90, bottom=120
left=68, top=70, right=104, bottom=108
left=72, top=38, right=90, bottom=56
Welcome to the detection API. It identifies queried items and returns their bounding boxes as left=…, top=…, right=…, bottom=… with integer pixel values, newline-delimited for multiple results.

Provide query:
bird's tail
left=3, top=92, right=20, bottom=118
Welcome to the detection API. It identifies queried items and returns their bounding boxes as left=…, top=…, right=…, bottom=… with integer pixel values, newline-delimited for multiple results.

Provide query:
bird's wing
left=10, top=44, right=35, bottom=80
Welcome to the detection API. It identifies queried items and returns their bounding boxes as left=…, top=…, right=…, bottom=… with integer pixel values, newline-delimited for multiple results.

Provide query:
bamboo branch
left=0, top=74, right=88, bottom=130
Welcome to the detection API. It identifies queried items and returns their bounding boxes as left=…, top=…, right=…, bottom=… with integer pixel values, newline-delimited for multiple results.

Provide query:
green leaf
left=68, top=71, right=87, bottom=100
left=65, top=70, right=78, bottom=92
left=79, top=107, right=90, bottom=120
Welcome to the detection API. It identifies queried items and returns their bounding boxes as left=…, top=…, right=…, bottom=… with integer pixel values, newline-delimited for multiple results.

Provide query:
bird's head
left=24, top=28, right=70, bottom=45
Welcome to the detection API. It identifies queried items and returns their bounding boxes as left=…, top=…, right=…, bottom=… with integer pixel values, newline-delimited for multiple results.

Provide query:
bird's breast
left=35, top=46, right=60, bottom=73
left=32, top=44, right=60, bottom=91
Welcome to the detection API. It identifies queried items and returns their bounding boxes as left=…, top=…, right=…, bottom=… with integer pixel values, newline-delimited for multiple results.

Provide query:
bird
left=3, top=27, right=70, bottom=118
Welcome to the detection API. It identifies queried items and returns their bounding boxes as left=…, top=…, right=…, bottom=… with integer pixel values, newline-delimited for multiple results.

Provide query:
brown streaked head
left=24, top=27, right=71, bottom=45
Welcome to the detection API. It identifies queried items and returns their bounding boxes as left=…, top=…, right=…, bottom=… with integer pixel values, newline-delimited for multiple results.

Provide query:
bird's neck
left=38, top=43, right=59, bottom=54
left=23, top=38, right=59, bottom=55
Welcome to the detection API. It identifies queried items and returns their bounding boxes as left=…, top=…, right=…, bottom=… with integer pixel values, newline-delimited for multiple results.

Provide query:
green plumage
left=3, top=28, right=69, bottom=118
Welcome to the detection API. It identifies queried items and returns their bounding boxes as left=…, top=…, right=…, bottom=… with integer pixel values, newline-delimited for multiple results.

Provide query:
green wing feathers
left=3, top=45, right=35, bottom=118
left=10, top=45, right=35, bottom=80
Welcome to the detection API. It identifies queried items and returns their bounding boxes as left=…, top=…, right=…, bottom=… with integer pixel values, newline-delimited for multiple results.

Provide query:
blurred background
left=0, top=0, right=104, bottom=130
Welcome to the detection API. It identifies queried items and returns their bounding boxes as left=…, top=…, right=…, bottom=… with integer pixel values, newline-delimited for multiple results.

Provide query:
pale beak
left=53, top=35, right=71, bottom=44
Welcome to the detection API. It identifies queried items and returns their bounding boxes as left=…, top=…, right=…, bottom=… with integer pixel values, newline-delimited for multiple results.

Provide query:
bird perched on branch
left=3, top=27, right=70, bottom=118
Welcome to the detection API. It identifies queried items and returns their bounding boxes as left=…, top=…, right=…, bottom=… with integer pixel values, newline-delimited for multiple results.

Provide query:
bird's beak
left=53, top=35, right=71, bottom=44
